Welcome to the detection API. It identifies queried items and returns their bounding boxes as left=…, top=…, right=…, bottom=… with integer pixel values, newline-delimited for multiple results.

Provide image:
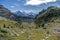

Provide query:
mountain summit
left=15, top=11, right=37, bottom=17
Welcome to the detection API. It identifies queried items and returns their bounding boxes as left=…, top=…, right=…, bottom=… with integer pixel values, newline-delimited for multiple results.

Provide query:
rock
left=21, top=31, right=25, bottom=33
left=41, top=39, right=45, bottom=40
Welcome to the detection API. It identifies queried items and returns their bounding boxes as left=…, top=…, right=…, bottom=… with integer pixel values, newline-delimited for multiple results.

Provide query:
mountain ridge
left=0, top=5, right=36, bottom=22
left=35, top=6, right=60, bottom=27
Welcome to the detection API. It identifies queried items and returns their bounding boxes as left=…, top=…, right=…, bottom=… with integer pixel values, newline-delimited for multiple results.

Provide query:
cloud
left=25, top=0, right=57, bottom=5
left=10, top=6, right=15, bottom=8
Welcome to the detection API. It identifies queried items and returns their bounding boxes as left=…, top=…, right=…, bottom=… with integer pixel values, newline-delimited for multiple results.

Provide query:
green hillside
left=35, top=6, right=60, bottom=27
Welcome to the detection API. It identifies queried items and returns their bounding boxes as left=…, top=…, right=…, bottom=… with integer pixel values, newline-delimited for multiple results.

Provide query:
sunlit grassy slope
left=0, top=19, right=60, bottom=40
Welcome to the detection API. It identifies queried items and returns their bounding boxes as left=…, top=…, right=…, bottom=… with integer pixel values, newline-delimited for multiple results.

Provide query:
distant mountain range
left=0, top=5, right=37, bottom=22
left=14, top=11, right=37, bottom=22
left=15, top=11, right=37, bottom=18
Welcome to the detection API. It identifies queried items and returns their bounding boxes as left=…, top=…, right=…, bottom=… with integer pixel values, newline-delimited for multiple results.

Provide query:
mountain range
left=15, top=11, right=37, bottom=22
left=0, top=5, right=36, bottom=22
left=15, top=11, right=37, bottom=18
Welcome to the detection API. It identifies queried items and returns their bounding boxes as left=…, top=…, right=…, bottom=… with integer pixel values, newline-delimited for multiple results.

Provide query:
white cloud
left=10, top=6, right=15, bottom=8
left=25, top=0, right=57, bottom=5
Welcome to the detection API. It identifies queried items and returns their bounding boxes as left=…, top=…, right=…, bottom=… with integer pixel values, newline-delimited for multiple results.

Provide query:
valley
left=0, top=5, right=60, bottom=40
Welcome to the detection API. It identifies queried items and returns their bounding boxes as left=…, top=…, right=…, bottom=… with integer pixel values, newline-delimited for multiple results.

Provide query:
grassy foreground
left=0, top=20, right=60, bottom=40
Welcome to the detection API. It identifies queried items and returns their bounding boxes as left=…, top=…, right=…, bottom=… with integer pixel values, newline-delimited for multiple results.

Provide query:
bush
left=0, top=29, right=7, bottom=33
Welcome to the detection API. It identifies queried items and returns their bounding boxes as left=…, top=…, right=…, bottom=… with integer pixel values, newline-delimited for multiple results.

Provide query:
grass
left=0, top=19, right=60, bottom=40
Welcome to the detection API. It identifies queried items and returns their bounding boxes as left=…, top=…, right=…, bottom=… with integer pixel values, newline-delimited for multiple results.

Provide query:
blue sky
left=0, top=0, right=60, bottom=14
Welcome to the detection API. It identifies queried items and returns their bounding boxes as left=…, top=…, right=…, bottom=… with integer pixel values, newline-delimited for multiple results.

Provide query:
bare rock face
left=53, top=26, right=60, bottom=34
